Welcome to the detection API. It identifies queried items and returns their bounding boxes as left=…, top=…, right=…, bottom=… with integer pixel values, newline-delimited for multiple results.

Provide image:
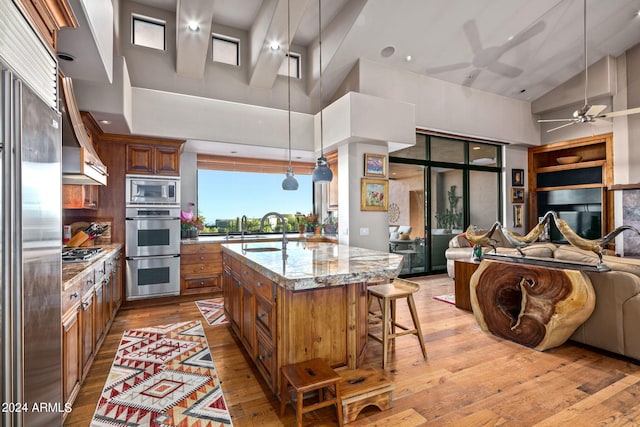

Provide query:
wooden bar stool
left=280, top=358, right=344, bottom=426
left=367, top=278, right=427, bottom=368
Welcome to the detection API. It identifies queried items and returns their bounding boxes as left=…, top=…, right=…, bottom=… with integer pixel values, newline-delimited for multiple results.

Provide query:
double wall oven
left=125, top=175, right=181, bottom=300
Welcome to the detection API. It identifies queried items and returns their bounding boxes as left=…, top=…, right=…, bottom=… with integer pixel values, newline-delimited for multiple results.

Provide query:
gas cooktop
left=62, top=247, right=104, bottom=263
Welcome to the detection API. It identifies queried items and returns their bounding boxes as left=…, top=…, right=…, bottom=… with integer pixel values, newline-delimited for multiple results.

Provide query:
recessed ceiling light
left=231, top=151, right=237, bottom=154
left=637, top=10, right=640, bottom=17
left=188, top=22, right=199, bottom=32
left=520, top=89, right=526, bottom=93
left=270, top=41, right=280, bottom=51
left=99, top=119, right=112, bottom=125
left=57, top=52, right=75, bottom=62
left=405, top=55, right=412, bottom=62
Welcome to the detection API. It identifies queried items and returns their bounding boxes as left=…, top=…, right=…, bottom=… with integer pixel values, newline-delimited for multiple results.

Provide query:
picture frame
left=511, top=187, right=524, bottom=204
left=513, top=205, right=523, bottom=228
left=361, top=178, right=388, bottom=211
left=364, top=153, right=386, bottom=177
left=512, top=168, right=524, bottom=186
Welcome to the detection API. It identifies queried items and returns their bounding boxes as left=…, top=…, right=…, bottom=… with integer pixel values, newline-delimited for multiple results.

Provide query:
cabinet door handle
left=200, top=256, right=205, bottom=260
left=258, top=355, right=265, bottom=362
left=258, top=312, right=266, bottom=319
left=81, top=302, right=89, bottom=310
left=256, top=281, right=262, bottom=287
left=70, top=292, right=79, bottom=299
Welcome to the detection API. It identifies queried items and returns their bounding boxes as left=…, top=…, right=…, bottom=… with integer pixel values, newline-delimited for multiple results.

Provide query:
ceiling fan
left=425, top=19, right=546, bottom=86
left=539, top=0, right=640, bottom=132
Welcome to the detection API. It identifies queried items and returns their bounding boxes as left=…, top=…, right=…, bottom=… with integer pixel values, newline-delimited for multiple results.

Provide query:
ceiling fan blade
left=425, top=62, right=471, bottom=74
left=586, top=105, right=607, bottom=116
left=537, top=118, right=575, bottom=123
left=488, top=61, right=522, bottom=78
left=503, top=21, right=546, bottom=50
left=463, top=20, right=482, bottom=55
left=599, top=106, right=640, bottom=119
left=591, top=118, right=611, bottom=127
left=546, top=122, right=577, bottom=132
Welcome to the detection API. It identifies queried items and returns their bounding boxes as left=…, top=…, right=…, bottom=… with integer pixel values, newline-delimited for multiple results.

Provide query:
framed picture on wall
left=512, top=168, right=524, bottom=186
left=361, top=178, right=388, bottom=211
left=511, top=187, right=524, bottom=204
left=364, top=153, right=386, bottom=177
left=513, top=205, right=523, bottom=228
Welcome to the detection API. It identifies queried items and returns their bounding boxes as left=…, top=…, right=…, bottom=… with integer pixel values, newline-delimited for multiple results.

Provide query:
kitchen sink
left=243, top=247, right=281, bottom=252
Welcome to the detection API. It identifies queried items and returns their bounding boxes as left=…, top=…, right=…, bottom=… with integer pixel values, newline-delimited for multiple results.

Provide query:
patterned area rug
left=90, top=320, right=233, bottom=426
left=433, top=294, right=456, bottom=305
left=195, top=298, right=228, bottom=326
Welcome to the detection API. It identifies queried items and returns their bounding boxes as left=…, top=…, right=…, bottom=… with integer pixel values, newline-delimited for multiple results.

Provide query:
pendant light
left=311, top=0, right=333, bottom=183
left=282, top=0, right=299, bottom=190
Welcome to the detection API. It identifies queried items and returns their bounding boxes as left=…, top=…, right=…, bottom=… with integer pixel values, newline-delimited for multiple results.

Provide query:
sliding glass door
left=389, top=133, right=502, bottom=276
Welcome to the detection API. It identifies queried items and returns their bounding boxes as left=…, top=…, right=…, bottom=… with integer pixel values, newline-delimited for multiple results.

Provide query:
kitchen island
left=221, top=241, right=403, bottom=393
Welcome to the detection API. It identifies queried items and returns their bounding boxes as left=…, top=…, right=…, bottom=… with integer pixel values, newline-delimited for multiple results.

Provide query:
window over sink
left=196, top=169, right=313, bottom=235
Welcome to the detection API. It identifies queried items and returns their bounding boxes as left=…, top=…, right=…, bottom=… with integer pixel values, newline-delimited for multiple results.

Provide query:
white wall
left=338, top=142, right=389, bottom=252
left=350, top=59, right=541, bottom=146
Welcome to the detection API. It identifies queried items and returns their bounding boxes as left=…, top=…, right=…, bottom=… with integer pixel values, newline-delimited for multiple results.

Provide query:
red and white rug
left=433, top=294, right=456, bottom=305
left=195, top=298, right=228, bottom=326
left=90, top=320, right=233, bottom=426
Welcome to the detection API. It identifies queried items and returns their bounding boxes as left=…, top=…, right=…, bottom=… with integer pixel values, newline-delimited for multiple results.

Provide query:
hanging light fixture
left=282, top=0, right=299, bottom=190
left=312, top=0, right=333, bottom=183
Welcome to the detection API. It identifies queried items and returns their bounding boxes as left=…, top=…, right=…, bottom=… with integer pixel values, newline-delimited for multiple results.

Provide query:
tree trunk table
left=469, top=259, right=595, bottom=351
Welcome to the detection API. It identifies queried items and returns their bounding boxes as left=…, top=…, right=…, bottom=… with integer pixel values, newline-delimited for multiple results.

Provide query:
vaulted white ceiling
left=128, top=0, right=640, bottom=102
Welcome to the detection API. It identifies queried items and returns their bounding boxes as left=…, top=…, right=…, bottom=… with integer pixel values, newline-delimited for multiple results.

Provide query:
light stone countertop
left=222, top=241, right=404, bottom=291
left=181, top=233, right=337, bottom=244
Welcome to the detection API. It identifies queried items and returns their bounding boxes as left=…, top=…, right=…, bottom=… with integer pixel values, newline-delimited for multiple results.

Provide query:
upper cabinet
left=15, top=0, right=77, bottom=51
left=126, top=143, right=181, bottom=176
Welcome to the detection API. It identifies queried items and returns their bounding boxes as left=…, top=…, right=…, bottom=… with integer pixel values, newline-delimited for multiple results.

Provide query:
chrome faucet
left=259, top=211, right=288, bottom=249
left=240, top=215, right=248, bottom=239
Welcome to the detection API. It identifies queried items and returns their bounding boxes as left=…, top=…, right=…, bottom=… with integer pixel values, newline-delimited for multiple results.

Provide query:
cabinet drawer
left=256, top=294, right=275, bottom=338
left=181, top=243, right=220, bottom=255
left=254, top=277, right=275, bottom=303
left=183, top=275, right=221, bottom=291
left=181, top=262, right=220, bottom=275
left=181, top=252, right=221, bottom=266
left=255, top=327, right=276, bottom=389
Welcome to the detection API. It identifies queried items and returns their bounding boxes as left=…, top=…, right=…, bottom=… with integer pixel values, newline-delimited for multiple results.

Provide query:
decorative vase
left=298, top=223, right=305, bottom=235
left=188, top=228, right=198, bottom=239
left=315, top=226, right=321, bottom=236
left=181, top=230, right=188, bottom=239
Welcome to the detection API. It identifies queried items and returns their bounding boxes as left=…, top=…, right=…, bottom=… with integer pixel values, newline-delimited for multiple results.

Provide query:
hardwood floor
left=64, top=274, right=640, bottom=426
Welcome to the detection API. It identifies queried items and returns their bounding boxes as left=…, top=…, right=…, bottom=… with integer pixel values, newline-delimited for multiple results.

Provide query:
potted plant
left=181, top=215, right=205, bottom=239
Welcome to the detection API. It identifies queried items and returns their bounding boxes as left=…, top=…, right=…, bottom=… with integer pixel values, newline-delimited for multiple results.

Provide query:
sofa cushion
left=553, top=245, right=640, bottom=277
left=449, top=233, right=471, bottom=248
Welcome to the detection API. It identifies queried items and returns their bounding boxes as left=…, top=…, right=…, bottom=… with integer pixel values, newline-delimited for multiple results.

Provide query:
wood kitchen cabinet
left=62, top=303, right=81, bottom=406
left=222, top=248, right=370, bottom=395
left=126, top=143, right=181, bottom=176
left=61, top=246, right=123, bottom=420
left=180, top=243, right=223, bottom=296
left=222, top=255, right=277, bottom=390
left=14, top=0, right=76, bottom=51
left=63, top=184, right=99, bottom=209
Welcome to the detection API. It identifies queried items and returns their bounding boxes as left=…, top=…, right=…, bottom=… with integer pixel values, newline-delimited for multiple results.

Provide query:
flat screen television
left=537, top=188, right=602, bottom=243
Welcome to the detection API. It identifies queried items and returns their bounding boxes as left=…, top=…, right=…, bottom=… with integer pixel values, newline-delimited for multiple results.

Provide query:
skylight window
left=212, top=34, right=240, bottom=66
left=277, top=53, right=301, bottom=79
left=132, top=14, right=166, bottom=51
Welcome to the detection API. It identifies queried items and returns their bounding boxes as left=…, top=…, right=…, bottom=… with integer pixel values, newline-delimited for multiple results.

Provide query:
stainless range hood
left=61, top=75, right=108, bottom=185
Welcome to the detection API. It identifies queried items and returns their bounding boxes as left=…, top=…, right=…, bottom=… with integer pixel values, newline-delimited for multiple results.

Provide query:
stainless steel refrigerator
left=1, top=63, right=63, bottom=426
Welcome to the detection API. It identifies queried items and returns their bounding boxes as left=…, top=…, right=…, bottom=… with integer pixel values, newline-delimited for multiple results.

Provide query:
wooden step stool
left=338, top=366, right=395, bottom=424
left=280, top=358, right=343, bottom=426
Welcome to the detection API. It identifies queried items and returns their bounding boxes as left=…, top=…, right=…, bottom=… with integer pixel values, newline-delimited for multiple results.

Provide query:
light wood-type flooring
left=64, top=274, right=640, bottom=426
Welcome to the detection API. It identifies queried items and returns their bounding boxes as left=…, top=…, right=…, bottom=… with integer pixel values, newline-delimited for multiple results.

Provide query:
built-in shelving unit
left=527, top=133, right=613, bottom=238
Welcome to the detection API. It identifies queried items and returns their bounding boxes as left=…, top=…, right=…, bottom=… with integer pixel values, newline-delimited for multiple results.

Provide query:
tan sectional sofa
left=445, top=228, right=556, bottom=278
left=445, top=233, right=640, bottom=361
